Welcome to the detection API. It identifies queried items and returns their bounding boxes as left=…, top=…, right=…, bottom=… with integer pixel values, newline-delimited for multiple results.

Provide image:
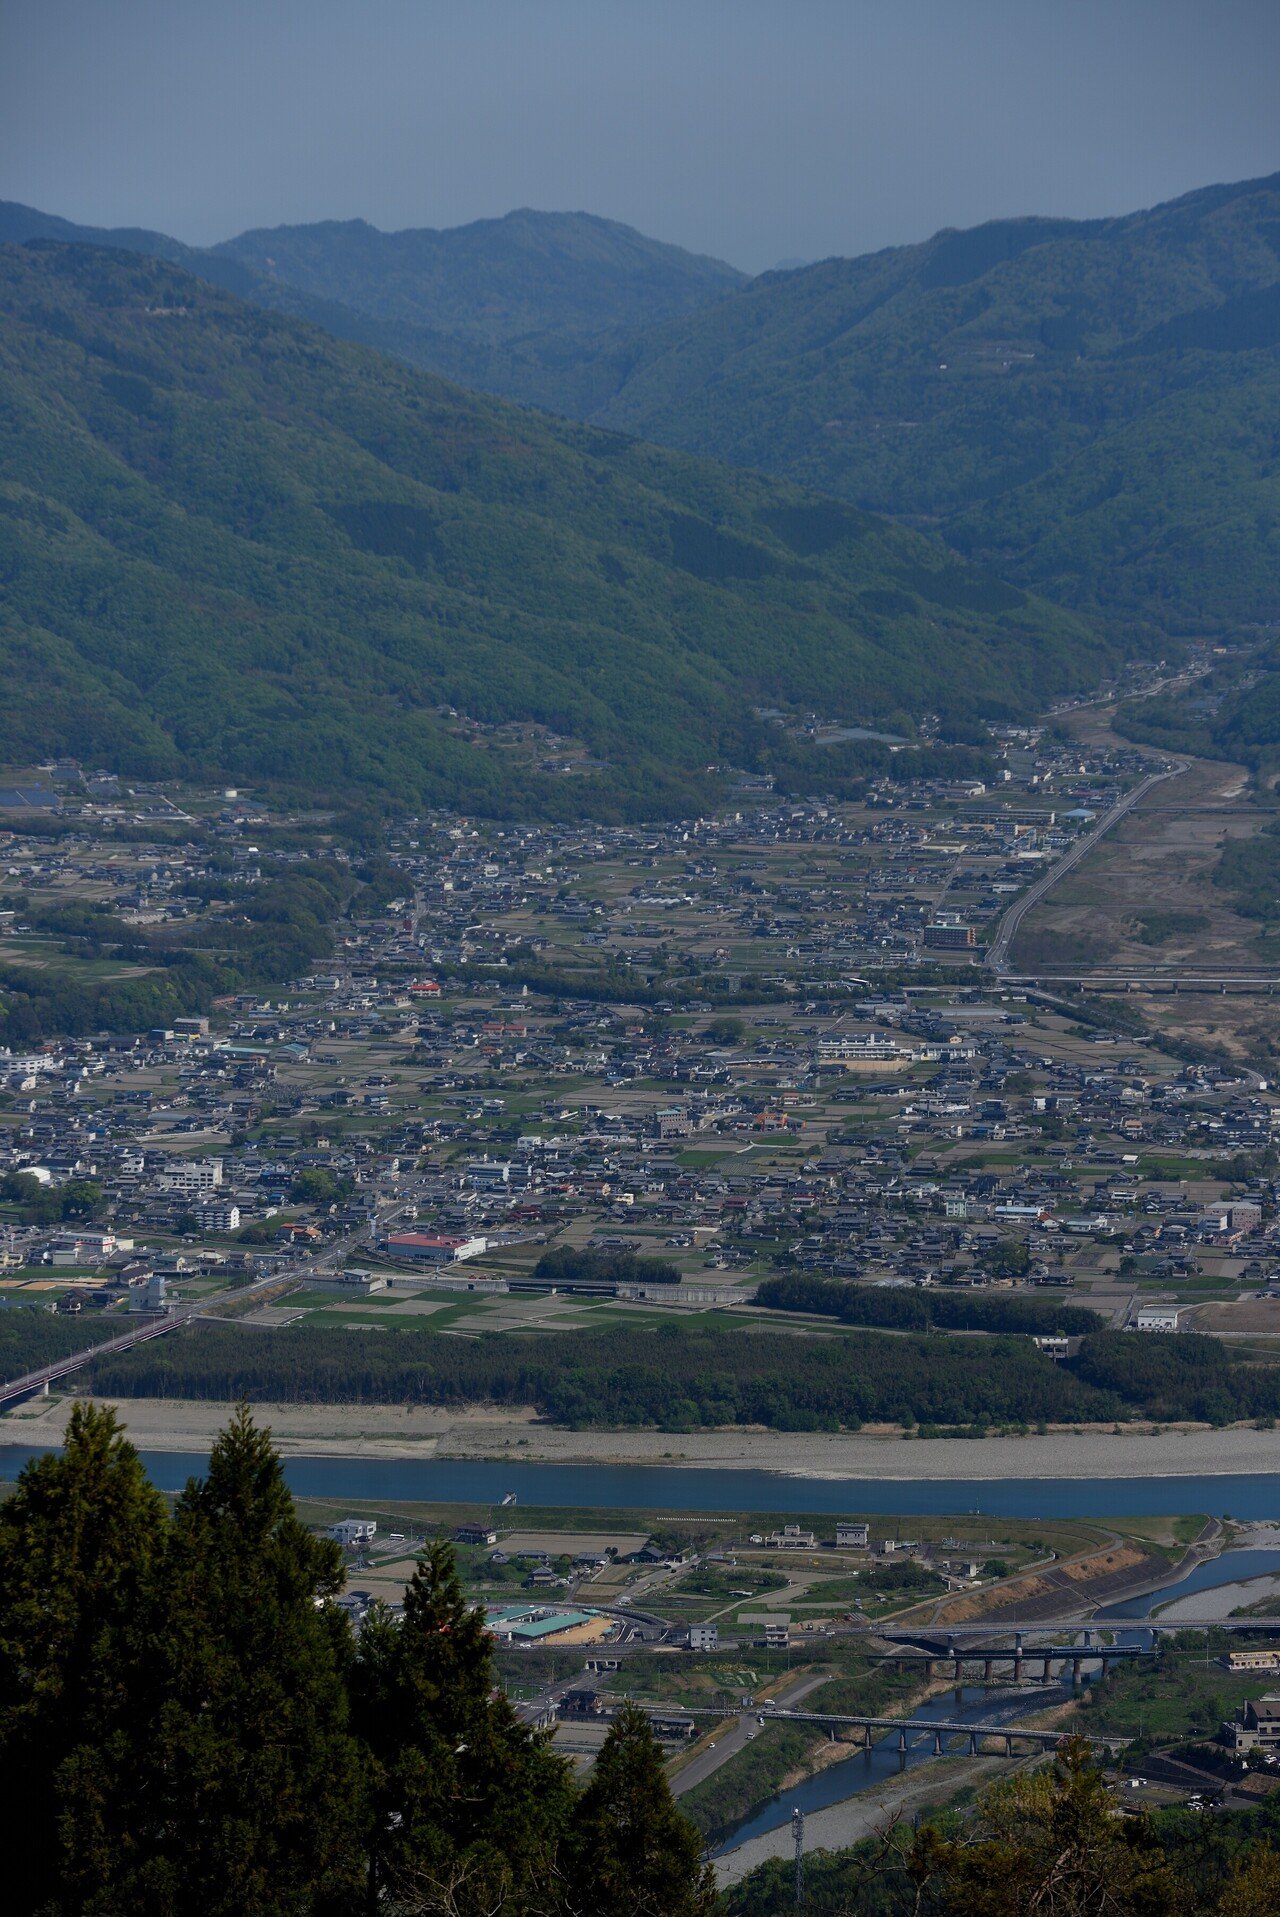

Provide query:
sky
left=3, top=0, right=1279, bottom=274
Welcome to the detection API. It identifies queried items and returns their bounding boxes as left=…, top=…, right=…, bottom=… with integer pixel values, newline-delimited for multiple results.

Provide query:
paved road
left=985, top=759, right=1186, bottom=974
left=671, top=1670, right=831, bottom=1797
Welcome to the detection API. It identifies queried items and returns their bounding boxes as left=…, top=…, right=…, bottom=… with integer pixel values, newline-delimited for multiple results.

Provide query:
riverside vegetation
left=78, top=1319, right=1280, bottom=1433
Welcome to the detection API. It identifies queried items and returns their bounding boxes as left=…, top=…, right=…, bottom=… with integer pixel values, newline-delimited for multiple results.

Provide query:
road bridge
left=0, top=1201, right=408, bottom=1416
left=872, top=1618, right=1280, bottom=1639
left=631, top=1700, right=1122, bottom=1760
left=0, top=1313, right=184, bottom=1412
left=761, top=1708, right=1125, bottom=1758
left=0, top=1269, right=302, bottom=1412
left=873, top=1634, right=1153, bottom=1684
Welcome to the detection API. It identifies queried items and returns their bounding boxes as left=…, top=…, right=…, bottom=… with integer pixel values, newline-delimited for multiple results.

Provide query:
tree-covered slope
left=0, top=200, right=742, bottom=419
left=586, top=174, right=1280, bottom=634
left=0, top=242, right=1104, bottom=817
left=213, top=207, right=745, bottom=342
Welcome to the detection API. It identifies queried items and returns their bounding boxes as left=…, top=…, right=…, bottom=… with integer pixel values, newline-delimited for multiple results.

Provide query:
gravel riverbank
left=8, top=1398, right=1280, bottom=1479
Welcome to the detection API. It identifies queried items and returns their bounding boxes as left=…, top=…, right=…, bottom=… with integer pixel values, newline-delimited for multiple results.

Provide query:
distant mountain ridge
left=213, top=207, right=745, bottom=341
left=0, top=243, right=1104, bottom=818
left=0, top=199, right=744, bottom=401
left=6, top=178, right=1278, bottom=640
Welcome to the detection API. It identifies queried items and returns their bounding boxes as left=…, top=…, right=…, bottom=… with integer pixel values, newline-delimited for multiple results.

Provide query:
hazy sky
left=4, top=0, right=1279, bottom=273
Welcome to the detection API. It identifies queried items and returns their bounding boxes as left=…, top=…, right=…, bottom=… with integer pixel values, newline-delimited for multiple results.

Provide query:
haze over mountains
left=0, top=244, right=1102, bottom=817
left=2, top=176, right=1278, bottom=813
left=5, top=175, right=1279, bottom=647
left=0, top=200, right=745, bottom=418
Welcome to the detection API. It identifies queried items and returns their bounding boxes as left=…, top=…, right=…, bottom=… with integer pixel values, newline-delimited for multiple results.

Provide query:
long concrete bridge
left=872, top=1631, right=1154, bottom=1684
left=762, top=1707, right=1125, bottom=1757
left=872, top=1618, right=1279, bottom=1638
left=0, top=1270, right=303, bottom=1413
left=632, top=1700, right=1122, bottom=1760
left=0, top=1313, right=183, bottom=1412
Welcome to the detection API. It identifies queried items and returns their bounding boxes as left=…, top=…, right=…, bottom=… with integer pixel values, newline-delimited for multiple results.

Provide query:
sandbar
left=7, top=1397, right=1280, bottom=1481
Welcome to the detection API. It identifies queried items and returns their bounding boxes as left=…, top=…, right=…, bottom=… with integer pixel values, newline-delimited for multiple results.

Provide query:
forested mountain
left=213, top=208, right=745, bottom=341
left=0, top=199, right=742, bottom=416
left=0, top=242, right=1104, bottom=818
left=9, top=178, right=1279, bottom=645
left=584, top=174, right=1280, bottom=634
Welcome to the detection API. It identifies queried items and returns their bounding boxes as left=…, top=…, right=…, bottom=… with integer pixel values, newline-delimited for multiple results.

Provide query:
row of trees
left=533, top=1244, right=681, bottom=1288
left=0, top=1404, right=714, bottom=1917
left=86, top=1317, right=1280, bottom=1430
left=755, top=1273, right=1102, bottom=1337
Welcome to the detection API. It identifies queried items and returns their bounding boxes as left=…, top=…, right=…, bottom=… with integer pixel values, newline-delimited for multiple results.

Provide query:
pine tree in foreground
left=0, top=1402, right=165, bottom=1915
left=561, top=1703, right=718, bottom=1917
left=353, top=1538, right=574, bottom=1916
left=0, top=1402, right=722, bottom=1917
left=128, top=1404, right=365, bottom=1916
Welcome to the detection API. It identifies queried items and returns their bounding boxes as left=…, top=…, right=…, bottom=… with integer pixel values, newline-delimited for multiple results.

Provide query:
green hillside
left=0, top=200, right=742, bottom=421
left=213, top=207, right=745, bottom=341
left=583, top=175, right=1280, bottom=634
left=0, top=242, right=1104, bottom=818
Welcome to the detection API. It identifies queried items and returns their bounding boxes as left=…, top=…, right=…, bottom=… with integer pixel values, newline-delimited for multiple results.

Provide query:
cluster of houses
left=0, top=726, right=1275, bottom=1329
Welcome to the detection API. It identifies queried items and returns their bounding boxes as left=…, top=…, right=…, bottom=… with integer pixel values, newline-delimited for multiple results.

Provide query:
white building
left=327, top=1519, right=377, bottom=1548
left=383, top=1232, right=487, bottom=1263
left=161, top=1157, right=224, bottom=1194
left=1132, top=1306, right=1181, bottom=1333
left=198, top=1203, right=241, bottom=1233
left=687, top=1624, right=719, bottom=1652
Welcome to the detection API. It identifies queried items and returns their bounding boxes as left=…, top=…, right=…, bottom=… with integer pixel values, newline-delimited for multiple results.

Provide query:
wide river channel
left=4, top=1447, right=1280, bottom=1518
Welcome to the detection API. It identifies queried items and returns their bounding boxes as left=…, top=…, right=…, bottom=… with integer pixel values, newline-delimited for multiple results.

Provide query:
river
left=710, top=1681, right=1064, bottom=1856
left=713, top=1545, right=1280, bottom=1862
left=4, top=1446, right=1279, bottom=1518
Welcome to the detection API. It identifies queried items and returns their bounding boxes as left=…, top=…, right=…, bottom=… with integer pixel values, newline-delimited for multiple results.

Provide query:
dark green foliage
left=130, top=1406, right=364, bottom=1916
left=1071, top=1329, right=1256, bottom=1426
left=0, top=1404, right=712, bottom=1917
left=0, top=1404, right=167, bottom=1917
left=289, top=1168, right=354, bottom=1207
left=353, top=1540, right=572, bottom=1915
left=977, top=1238, right=1032, bottom=1279
left=0, top=1303, right=122, bottom=1370
left=756, top=1272, right=1101, bottom=1336
left=79, top=1316, right=1262, bottom=1429
left=560, top=1705, right=717, bottom=1917
left=0, top=1170, right=103, bottom=1224
left=1213, top=821, right=1280, bottom=922
left=0, top=242, right=1106, bottom=821
left=533, top=1244, right=681, bottom=1287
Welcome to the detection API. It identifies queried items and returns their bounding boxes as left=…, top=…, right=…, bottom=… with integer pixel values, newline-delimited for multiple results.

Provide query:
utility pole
left=792, top=1806, right=804, bottom=1910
